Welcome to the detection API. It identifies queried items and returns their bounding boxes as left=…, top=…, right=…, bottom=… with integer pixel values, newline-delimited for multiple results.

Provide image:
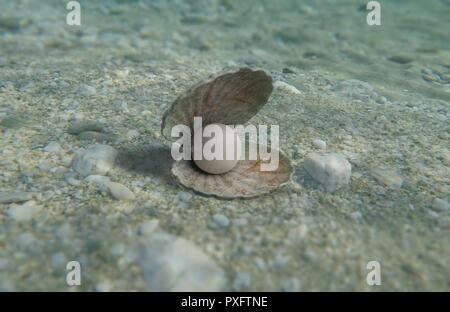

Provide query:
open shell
left=162, top=67, right=294, bottom=198
left=161, top=67, right=273, bottom=140
left=171, top=146, right=294, bottom=199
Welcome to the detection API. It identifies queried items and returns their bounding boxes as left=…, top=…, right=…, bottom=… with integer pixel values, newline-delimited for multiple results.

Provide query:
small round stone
left=312, top=139, right=326, bottom=150
left=432, top=198, right=449, bottom=211
left=212, top=214, right=230, bottom=227
left=106, top=181, right=135, bottom=200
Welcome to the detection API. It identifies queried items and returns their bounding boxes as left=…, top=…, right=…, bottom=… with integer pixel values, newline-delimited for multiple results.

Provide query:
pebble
left=0, top=191, right=35, bottom=204
left=303, top=153, right=351, bottom=192
left=432, top=198, right=449, bottom=211
left=72, top=144, right=118, bottom=176
left=68, top=120, right=104, bottom=135
left=137, top=220, right=159, bottom=236
left=312, top=139, right=326, bottom=150
left=0, top=115, right=24, bottom=129
left=106, top=181, right=135, bottom=200
left=212, top=214, right=230, bottom=227
left=427, top=209, right=440, bottom=219
left=43, top=141, right=61, bottom=153
left=7, top=200, right=43, bottom=221
left=135, top=233, right=225, bottom=291
left=274, top=80, right=302, bottom=95
left=388, top=55, right=413, bottom=64
left=77, top=84, right=97, bottom=96
left=370, top=168, right=403, bottom=189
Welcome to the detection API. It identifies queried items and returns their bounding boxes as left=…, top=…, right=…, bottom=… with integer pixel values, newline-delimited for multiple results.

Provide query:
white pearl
left=194, top=124, right=241, bottom=174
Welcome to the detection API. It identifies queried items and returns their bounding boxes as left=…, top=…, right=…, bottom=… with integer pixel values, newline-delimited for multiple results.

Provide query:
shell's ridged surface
left=161, top=67, right=273, bottom=140
left=171, top=147, right=294, bottom=199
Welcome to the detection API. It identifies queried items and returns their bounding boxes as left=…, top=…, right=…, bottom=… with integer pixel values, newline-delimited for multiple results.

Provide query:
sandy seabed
left=0, top=0, right=448, bottom=291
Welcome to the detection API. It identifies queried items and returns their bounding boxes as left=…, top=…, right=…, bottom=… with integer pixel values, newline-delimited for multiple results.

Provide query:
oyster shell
left=161, top=67, right=273, bottom=140
left=161, top=67, right=295, bottom=199
left=171, top=145, right=294, bottom=199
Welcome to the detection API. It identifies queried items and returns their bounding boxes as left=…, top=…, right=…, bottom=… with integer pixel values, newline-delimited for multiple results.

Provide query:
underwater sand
left=0, top=0, right=449, bottom=291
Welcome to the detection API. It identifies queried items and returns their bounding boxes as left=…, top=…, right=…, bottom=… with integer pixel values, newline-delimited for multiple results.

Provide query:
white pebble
left=304, top=152, right=351, bottom=193
left=138, top=220, right=159, bottom=236
left=212, top=214, right=230, bottom=227
left=312, top=139, right=326, bottom=150
left=126, top=129, right=139, bottom=137
left=371, top=168, right=403, bottom=189
left=7, top=200, right=43, bottom=221
left=432, top=198, right=449, bottom=211
left=136, top=233, right=225, bottom=291
left=43, top=141, right=61, bottom=153
left=72, top=144, right=118, bottom=176
left=274, top=80, right=302, bottom=95
left=106, top=181, right=135, bottom=200
left=427, top=209, right=440, bottom=219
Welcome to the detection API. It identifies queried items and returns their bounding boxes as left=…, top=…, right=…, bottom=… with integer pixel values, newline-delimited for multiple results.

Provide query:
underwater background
left=0, top=0, right=449, bottom=291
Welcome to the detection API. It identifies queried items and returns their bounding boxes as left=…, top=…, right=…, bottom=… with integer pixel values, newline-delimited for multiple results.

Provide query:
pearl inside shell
left=194, top=124, right=241, bottom=174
